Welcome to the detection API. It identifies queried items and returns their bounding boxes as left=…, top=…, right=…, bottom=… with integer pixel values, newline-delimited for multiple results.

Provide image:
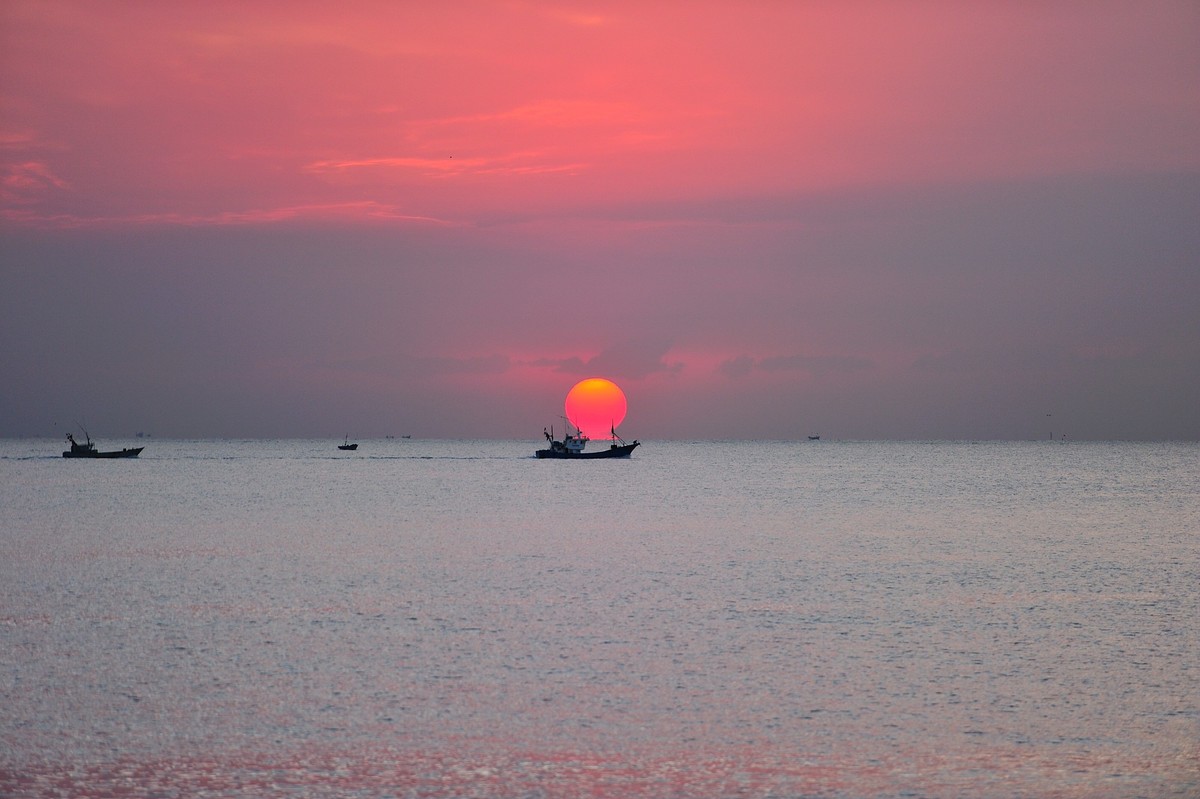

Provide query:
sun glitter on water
left=564, top=378, right=627, bottom=439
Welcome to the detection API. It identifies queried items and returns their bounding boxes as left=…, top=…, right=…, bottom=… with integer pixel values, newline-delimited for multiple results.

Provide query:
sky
left=2, top=1, right=1198, bottom=440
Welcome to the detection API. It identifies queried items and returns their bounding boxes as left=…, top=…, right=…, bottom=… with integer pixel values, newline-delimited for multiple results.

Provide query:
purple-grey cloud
left=720, top=354, right=875, bottom=378
left=532, top=340, right=683, bottom=380
left=3, top=172, right=1197, bottom=439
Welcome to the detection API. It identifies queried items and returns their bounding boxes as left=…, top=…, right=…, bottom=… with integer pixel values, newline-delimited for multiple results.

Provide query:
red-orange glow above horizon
left=564, top=378, right=627, bottom=438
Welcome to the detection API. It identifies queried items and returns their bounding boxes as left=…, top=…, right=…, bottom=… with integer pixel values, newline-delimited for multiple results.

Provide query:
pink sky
left=2, top=1, right=1198, bottom=438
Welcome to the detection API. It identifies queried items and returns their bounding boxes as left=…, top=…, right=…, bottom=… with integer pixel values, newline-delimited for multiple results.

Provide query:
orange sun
left=564, top=378, right=628, bottom=439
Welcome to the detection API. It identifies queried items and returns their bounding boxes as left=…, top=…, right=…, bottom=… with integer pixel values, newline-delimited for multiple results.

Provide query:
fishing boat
left=808, top=435, right=820, bottom=441
left=535, top=422, right=639, bottom=459
left=338, top=435, right=358, bottom=451
left=62, top=432, right=143, bottom=459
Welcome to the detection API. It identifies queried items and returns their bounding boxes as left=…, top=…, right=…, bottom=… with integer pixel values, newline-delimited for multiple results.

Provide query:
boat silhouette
left=62, top=431, right=143, bottom=459
left=536, top=420, right=639, bottom=459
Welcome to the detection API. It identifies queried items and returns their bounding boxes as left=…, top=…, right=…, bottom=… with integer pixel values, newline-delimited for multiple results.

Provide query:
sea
left=1, top=438, right=1196, bottom=799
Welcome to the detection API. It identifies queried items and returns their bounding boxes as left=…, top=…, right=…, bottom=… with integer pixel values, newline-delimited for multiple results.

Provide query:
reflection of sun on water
left=564, top=378, right=627, bottom=439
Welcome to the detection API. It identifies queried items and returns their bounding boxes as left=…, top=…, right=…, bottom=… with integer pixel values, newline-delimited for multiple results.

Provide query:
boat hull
left=535, top=441, right=640, bottom=459
left=338, top=444, right=358, bottom=450
left=63, top=447, right=143, bottom=459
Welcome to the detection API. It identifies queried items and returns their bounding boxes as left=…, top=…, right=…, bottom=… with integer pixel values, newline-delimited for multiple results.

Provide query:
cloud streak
left=720, top=354, right=875, bottom=379
left=1, top=201, right=454, bottom=229
left=531, top=340, right=684, bottom=381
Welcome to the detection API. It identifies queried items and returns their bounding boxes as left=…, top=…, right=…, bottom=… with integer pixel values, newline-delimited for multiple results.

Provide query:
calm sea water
left=1, top=438, right=1196, bottom=798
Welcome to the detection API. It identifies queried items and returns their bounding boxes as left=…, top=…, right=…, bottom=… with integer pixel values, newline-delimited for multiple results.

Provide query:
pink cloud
left=3, top=2, right=1194, bottom=228
left=1, top=161, right=68, bottom=202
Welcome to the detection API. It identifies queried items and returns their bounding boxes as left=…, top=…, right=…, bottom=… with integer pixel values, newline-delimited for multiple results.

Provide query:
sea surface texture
left=1, top=438, right=1196, bottom=798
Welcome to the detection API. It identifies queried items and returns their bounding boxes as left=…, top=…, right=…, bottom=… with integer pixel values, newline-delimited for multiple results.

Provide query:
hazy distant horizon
left=9, top=431, right=1196, bottom=444
left=3, top=3, right=1197, bottom=441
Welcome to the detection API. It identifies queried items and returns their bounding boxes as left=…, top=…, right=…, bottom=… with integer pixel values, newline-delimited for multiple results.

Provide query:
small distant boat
left=338, top=435, right=358, bottom=451
left=536, top=421, right=639, bottom=460
left=62, top=432, right=143, bottom=459
left=808, top=435, right=820, bottom=441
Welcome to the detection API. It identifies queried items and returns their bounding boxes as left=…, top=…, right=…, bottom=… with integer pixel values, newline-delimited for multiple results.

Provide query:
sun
left=564, top=378, right=627, bottom=439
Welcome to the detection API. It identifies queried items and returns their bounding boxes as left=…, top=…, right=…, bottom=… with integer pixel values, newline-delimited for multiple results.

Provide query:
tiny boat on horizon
left=338, top=435, right=358, bottom=451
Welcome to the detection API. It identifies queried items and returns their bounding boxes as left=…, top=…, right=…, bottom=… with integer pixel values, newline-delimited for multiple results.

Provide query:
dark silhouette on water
left=536, top=421, right=639, bottom=459
left=63, top=431, right=143, bottom=459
